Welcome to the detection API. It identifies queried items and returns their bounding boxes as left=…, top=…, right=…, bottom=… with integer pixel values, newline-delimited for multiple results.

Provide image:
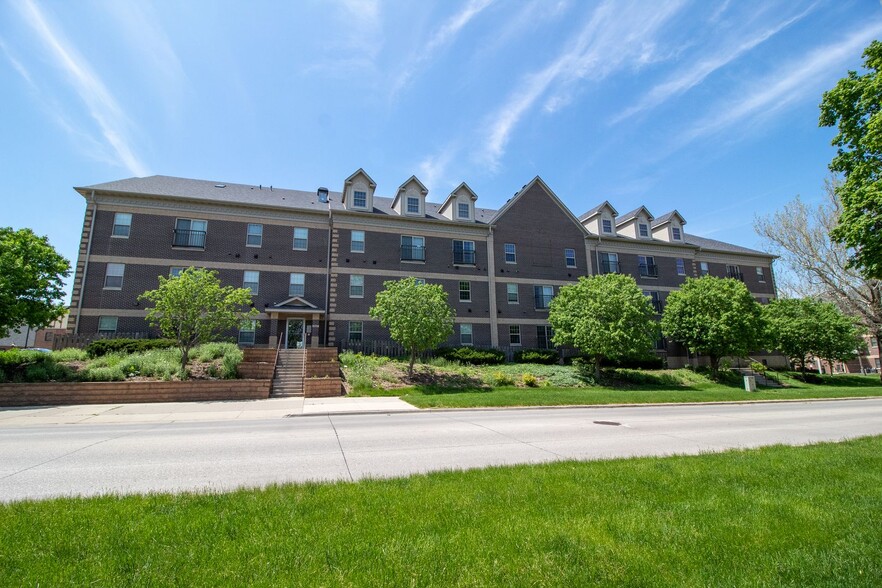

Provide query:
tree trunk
left=594, top=354, right=602, bottom=382
left=709, top=354, right=720, bottom=377
left=876, top=330, right=882, bottom=383
left=180, top=346, right=190, bottom=380
left=408, top=348, right=416, bottom=379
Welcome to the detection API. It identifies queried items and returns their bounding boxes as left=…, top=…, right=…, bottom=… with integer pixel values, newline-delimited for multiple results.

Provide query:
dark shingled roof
left=78, top=175, right=498, bottom=224
left=615, top=206, right=652, bottom=225
left=651, top=210, right=683, bottom=228
left=684, top=233, right=769, bottom=256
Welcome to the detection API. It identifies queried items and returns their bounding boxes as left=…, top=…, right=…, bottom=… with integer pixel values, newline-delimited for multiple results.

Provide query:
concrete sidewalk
left=0, top=395, right=417, bottom=426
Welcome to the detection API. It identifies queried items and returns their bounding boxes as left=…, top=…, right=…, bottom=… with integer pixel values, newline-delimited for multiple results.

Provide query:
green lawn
left=2, top=437, right=880, bottom=586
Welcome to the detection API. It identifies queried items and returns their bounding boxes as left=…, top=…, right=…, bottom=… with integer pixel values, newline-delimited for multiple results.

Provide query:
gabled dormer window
left=458, top=202, right=470, bottom=219
left=602, top=219, right=613, bottom=234
left=672, top=227, right=682, bottom=241
left=406, top=196, right=420, bottom=214
left=639, top=223, right=649, bottom=238
left=353, top=191, right=367, bottom=208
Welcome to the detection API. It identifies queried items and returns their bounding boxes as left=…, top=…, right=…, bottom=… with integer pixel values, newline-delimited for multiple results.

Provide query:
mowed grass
left=1, top=437, right=880, bottom=586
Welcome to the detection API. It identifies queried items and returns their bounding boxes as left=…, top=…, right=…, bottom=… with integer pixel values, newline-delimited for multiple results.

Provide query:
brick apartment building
left=67, top=170, right=779, bottom=367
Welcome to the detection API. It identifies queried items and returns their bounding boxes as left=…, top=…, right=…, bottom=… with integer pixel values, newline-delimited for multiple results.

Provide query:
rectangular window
left=169, top=267, right=185, bottom=278
left=457, top=202, right=470, bottom=219
left=871, top=337, right=878, bottom=349
left=413, top=277, right=426, bottom=285
left=459, top=281, right=471, bottom=302
left=401, top=236, right=425, bottom=261
left=727, top=265, right=743, bottom=281
left=353, top=190, right=367, bottom=208
left=676, top=258, right=686, bottom=276
left=173, top=218, right=207, bottom=248
left=504, top=243, right=517, bottom=263
left=599, top=252, right=619, bottom=274
left=876, top=358, right=881, bottom=370
left=293, top=227, right=309, bottom=250
left=507, top=283, right=519, bottom=304
left=97, top=316, right=118, bottom=334
left=246, top=223, right=263, bottom=247
left=534, top=285, right=554, bottom=309
left=509, top=325, right=521, bottom=346
left=112, top=212, right=132, bottom=238
left=348, top=321, right=363, bottom=343
left=644, top=290, right=663, bottom=314
left=537, top=325, right=554, bottom=350
left=351, top=230, right=365, bottom=253
left=756, top=266, right=766, bottom=282
left=243, top=271, right=260, bottom=294
left=672, top=227, right=682, bottom=241
left=638, top=223, right=649, bottom=238
left=453, top=240, right=475, bottom=265
left=238, top=320, right=256, bottom=345
left=460, top=324, right=473, bottom=346
left=104, top=263, right=125, bottom=289
left=289, top=273, right=305, bottom=297
left=406, top=196, right=420, bottom=214
left=602, top=219, right=613, bottom=234
left=700, top=262, right=709, bottom=276
left=350, top=275, right=364, bottom=298
left=638, top=255, right=658, bottom=278
left=564, top=248, right=576, bottom=268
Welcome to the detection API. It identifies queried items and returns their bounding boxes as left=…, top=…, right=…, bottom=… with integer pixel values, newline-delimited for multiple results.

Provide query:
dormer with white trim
left=615, top=206, right=655, bottom=239
left=439, top=182, right=478, bottom=222
left=392, top=175, right=428, bottom=217
left=342, top=168, right=376, bottom=212
left=579, top=201, right=619, bottom=237
left=651, top=210, right=687, bottom=242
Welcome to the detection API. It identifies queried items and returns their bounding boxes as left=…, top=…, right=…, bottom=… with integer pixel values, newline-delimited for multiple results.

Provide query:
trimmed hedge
left=514, top=349, right=559, bottom=364
left=436, top=347, right=506, bottom=365
left=86, top=338, right=176, bottom=358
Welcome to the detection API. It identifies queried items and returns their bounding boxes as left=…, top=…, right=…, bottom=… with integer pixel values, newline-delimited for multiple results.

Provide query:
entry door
left=286, top=319, right=305, bottom=349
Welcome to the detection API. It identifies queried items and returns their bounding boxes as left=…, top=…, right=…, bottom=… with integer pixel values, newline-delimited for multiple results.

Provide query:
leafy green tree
left=764, top=297, right=864, bottom=375
left=138, top=268, right=258, bottom=377
left=548, top=274, right=658, bottom=381
left=819, top=40, right=882, bottom=279
left=369, top=277, right=455, bottom=377
left=0, top=227, right=71, bottom=333
left=661, top=276, right=764, bottom=375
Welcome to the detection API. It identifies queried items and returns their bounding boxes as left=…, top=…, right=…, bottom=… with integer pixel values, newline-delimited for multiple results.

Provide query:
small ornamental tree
left=814, top=303, right=866, bottom=371
left=369, top=277, right=455, bottom=377
left=661, top=276, right=765, bottom=375
left=548, top=274, right=659, bottom=381
left=138, top=268, right=258, bottom=377
left=0, top=227, right=71, bottom=332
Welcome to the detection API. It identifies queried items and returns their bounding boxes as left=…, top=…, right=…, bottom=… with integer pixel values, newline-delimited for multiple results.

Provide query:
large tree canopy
left=139, top=268, right=258, bottom=377
left=819, top=40, right=882, bottom=279
left=369, top=277, right=455, bottom=377
left=661, top=276, right=765, bottom=374
left=548, top=274, right=658, bottom=380
left=0, top=227, right=71, bottom=333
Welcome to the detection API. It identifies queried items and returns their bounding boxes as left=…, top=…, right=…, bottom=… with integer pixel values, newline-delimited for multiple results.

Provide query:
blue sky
left=2, top=0, right=881, bottom=301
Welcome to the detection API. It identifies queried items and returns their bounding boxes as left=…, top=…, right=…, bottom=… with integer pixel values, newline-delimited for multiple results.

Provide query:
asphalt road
left=2, top=398, right=881, bottom=502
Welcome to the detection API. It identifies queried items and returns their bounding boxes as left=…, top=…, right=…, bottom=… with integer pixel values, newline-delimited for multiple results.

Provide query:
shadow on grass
left=782, top=373, right=882, bottom=387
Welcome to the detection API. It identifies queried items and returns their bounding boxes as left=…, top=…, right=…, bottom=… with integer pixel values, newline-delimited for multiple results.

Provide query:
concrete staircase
left=733, top=367, right=782, bottom=388
left=271, top=349, right=306, bottom=397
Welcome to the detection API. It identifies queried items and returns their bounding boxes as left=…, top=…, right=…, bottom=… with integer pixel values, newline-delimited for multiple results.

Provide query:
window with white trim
left=104, top=263, right=125, bottom=289
left=459, top=281, right=471, bottom=302
left=243, top=271, right=260, bottom=294
left=401, top=235, right=425, bottom=261
left=173, top=218, right=207, bottom=248
left=602, top=219, right=613, bottom=234
left=672, top=227, right=682, bottom=241
left=246, top=224, right=263, bottom=247
left=453, top=240, right=475, bottom=265
left=97, top=316, right=118, bottom=334
left=644, top=290, right=663, bottom=314
left=638, top=223, right=649, bottom=238
left=353, top=190, right=367, bottom=208
left=509, top=325, right=521, bottom=346
left=351, top=230, right=365, bottom=253
left=238, top=320, right=256, bottom=345
left=112, top=213, right=131, bottom=238
left=413, top=277, right=426, bottom=285
left=348, top=321, right=363, bottom=342
left=457, top=202, right=470, bottom=219
left=564, top=248, right=576, bottom=268
left=406, top=196, right=420, bottom=214
left=534, top=285, right=554, bottom=309
left=537, top=325, right=554, bottom=350
left=289, top=273, right=305, bottom=297
left=700, top=262, right=709, bottom=276
left=504, top=243, right=517, bottom=263
left=460, top=323, right=473, bottom=346
left=169, top=267, right=185, bottom=278
left=676, top=258, right=686, bottom=276
left=507, top=283, right=519, bottom=304
left=756, top=266, right=766, bottom=282
left=293, top=227, right=308, bottom=250
left=599, top=252, right=619, bottom=274
left=350, top=275, right=364, bottom=298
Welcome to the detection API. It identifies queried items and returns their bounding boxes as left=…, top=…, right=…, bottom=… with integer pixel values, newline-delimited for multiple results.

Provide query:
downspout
left=487, top=224, right=498, bottom=347
left=74, top=191, right=97, bottom=335
left=324, top=202, right=333, bottom=346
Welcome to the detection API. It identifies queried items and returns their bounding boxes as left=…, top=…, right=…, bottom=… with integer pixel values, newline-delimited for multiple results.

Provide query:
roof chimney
left=317, top=187, right=329, bottom=203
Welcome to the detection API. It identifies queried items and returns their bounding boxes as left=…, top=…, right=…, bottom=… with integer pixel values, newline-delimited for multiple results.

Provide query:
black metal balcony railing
left=600, top=260, right=620, bottom=274
left=639, top=263, right=659, bottom=278
left=173, top=229, right=206, bottom=248
left=453, top=251, right=475, bottom=265
left=401, top=245, right=426, bottom=261
left=727, top=270, right=744, bottom=281
left=535, top=294, right=554, bottom=310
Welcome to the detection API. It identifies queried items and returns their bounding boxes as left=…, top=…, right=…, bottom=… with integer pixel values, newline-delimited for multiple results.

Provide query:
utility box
left=744, top=375, right=757, bottom=392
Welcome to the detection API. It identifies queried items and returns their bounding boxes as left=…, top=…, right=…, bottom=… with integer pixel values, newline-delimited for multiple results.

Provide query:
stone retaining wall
left=0, top=380, right=271, bottom=407
left=303, top=377, right=344, bottom=398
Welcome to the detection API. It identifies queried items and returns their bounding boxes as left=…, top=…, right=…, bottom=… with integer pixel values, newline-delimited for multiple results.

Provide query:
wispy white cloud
left=391, top=0, right=495, bottom=96
left=610, top=4, right=817, bottom=125
left=479, top=0, right=687, bottom=170
left=673, top=19, right=882, bottom=149
left=417, top=144, right=459, bottom=194
left=13, top=0, right=149, bottom=176
left=303, top=0, right=382, bottom=76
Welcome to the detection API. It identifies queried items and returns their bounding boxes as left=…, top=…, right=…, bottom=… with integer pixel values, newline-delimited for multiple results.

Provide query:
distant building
left=67, top=172, right=780, bottom=367
left=0, top=326, right=36, bottom=349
